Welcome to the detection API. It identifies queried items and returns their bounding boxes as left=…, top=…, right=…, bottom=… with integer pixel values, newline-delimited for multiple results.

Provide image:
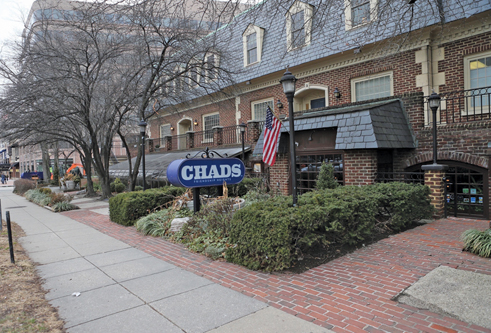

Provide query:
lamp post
left=139, top=119, right=147, bottom=190
left=429, top=92, right=441, bottom=165
left=239, top=122, right=246, bottom=161
left=280, top=69, right=298, bottom=206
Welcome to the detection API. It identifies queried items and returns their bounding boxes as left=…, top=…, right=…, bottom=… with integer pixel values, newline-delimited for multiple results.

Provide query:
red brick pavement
left=62, top=209, right=491, bottom=333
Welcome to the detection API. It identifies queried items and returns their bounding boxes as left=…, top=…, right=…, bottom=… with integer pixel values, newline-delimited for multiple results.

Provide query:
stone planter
left=66, top=180, right=75, bottom=190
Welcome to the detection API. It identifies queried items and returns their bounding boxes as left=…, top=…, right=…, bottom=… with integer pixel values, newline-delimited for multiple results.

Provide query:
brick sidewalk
left=62, top=209, right=491, bottom=333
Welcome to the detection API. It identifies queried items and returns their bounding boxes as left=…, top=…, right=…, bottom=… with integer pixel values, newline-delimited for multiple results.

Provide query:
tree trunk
left=41, top=142, right=51, bottom=184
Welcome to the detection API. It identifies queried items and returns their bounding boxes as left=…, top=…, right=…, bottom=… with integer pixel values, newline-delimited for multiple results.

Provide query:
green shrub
left=134, top=185, right=143, bottom=191
left=228, top=177, right=264, bottom=197
left=226, top=196, right=295, bottom=271
left=114, top=182, right=126, bottom=193
left=13, top=179, right=36, bottom=195
left=24, top=189, right=51, bottom=206
left=461, top=229, right=491, bottom=258
left=109, top=186, right=186, bottom=226
left=174, top=198, right=236, bottom=259
left=50, top=192, right=72, bottom=206
left=227, top=182, right=433, bottom=272
left=363, top=182, right=434, bottom=231
left=316, top=163, right=339, bottom=190
left=38, top=187, right=52, bottom=195
left=52, top=201, right=78, bottom=212
left=136, top=209, right=176, bottom=237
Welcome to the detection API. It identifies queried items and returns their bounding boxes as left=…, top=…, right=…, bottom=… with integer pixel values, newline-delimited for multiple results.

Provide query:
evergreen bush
left=13, top=179, right=36, bottom=195
left=109, top=186, right=185, bottom=226
left=316, top=163, right=339, bottom=190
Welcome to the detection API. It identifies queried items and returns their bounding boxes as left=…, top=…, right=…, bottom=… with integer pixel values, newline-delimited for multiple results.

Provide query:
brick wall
left=269, top=154, right=290, bottom=195
left=344, top=150, right=378, bottom=186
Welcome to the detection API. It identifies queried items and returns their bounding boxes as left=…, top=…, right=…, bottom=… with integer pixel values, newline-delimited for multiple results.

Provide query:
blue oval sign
left=167, top=158, right=245, bottom=188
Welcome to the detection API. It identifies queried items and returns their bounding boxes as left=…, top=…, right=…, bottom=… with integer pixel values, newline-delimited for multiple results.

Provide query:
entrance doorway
left=408, top=161, right=489, bottom=219
left=444, top=163, right=488, bottom=219
left=178, top=119, right=192, bottom=150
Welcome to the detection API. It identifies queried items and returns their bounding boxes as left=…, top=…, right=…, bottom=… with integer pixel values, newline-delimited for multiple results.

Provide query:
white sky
left=0, top=0, right=34, bottom=54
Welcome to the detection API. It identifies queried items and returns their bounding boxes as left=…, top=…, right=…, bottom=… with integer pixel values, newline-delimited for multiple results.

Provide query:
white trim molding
left=286, top=1, right=314, bottom=52
left=243, top=24, right=265, bottom=67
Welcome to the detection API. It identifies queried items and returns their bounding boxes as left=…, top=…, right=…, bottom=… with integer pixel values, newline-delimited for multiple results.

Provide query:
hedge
left=226, top=182, right=433, bottom=271
left=109, top=186, right=185, bottom=226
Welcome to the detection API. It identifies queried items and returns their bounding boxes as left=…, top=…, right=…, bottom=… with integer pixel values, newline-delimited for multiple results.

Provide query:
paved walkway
left=62, top=203, right=491, bottom=333
left=2, top=186, right=491, bottom=332
left=0, top=189, right=329, bottom=333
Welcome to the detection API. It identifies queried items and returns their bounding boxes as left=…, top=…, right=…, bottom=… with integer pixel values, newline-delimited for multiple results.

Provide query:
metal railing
left=151, top=123, right=260, bottom=151
left=425, top=86, right=491, bottom=124
left=375, top=172, right=425, bottom=184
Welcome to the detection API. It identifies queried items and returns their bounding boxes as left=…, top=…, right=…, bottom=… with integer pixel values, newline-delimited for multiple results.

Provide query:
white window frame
left=160, top=124, right=171, bottom=147
left=286, top=1, right=313, bottom=52
left=204, top=52, right=220, bottom=83
left=251, top=98, right=275, bottom=121
left=344, top=0, right=378, bottom=31
left=202, top=112, right=220, bottom=142
left=463, top=51, right=491, bottom=114
left=242, top=24, right=264, bottom=67
left=351, top=71, right=393, bottom=102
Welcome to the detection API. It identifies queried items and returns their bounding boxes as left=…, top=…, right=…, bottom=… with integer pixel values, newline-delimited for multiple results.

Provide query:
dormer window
left=345, top=0, right=378, bottom=30
left=286, top=1, right=313, bottom=52
left=243, top=24, right=264, bottom=66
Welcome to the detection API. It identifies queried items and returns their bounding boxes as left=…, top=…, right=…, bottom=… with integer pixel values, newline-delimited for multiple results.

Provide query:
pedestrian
left=1, top=174, right=5, bottom=184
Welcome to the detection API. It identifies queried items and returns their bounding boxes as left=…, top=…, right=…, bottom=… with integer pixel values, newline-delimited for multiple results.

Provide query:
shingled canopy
left=253, top=99, right=415, bottom=156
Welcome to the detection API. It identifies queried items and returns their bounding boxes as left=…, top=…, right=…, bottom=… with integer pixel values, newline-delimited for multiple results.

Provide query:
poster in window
left=479, top=197, right=483, bottom=204
left=470, top=188, right=477, bottom=194
left=463, top=197, right=470, bottom=203
left=471, top=197, right=476, bottom=203
left=463, top=188, right=469, bottom=194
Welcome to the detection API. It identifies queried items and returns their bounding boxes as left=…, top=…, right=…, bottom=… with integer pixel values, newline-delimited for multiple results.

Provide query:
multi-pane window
left=296, top=154, right=344, bottom=194
left=203, top=113, right=219, bottom=140
left=252, top=100, right=274, bottom=121
left=353, top=74, right=391, bottom=102
left=351, top=0, right=370, bottom=26
left=246, top=33, right=257, bottom=64
left=469, top=56, right=491, bottom=107
left=291, top=10, right=305, bottom=49
left=206, top=54, right=217, bottom=82
left=160, top=124, right=171, bottom=147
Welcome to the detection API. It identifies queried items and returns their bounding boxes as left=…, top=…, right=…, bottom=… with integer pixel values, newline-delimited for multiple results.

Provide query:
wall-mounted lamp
left=170, top=126, right=174, bottom=131
left=333, top=88, right=341, bottom=99
left=276, top=99, right=283, bottom=109
left=246, top=80, right=251, bottom=85
left=193, top=119, right=198, bottom=126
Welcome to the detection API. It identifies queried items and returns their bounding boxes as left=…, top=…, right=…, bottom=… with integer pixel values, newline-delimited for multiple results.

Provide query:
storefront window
left=296, top=153, right=343, bottom=194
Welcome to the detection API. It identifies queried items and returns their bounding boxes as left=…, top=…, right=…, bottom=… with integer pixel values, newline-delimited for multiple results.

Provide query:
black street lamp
left=422, top=92, right=447, bottom=170
left=239, top=122, right=246, bottom=161
left=139, top=119, right=147, bottom=190
left=280, top=69, right=298, bottom=206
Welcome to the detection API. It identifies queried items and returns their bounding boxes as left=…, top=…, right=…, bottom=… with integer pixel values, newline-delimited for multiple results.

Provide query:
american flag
left=262, top=106, right=282, bottom=166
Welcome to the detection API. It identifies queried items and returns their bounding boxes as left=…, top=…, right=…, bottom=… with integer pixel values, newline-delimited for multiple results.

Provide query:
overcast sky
left=0, top=0, right=34, bottom=53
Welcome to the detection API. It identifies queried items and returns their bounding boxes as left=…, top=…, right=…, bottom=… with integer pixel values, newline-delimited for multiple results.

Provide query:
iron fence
left=425, top=86, right=491, bottom=124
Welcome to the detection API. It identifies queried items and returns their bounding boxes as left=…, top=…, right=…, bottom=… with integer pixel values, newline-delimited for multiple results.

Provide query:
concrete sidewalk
left=0, top=188, right=330, bottom=333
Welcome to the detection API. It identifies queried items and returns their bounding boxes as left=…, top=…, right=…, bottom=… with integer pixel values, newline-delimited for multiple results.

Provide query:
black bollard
left=6, top=211, right=15, bottom=264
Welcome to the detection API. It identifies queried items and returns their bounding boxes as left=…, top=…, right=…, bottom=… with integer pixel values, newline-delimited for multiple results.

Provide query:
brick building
left=147, top=0, right=491, bottom=219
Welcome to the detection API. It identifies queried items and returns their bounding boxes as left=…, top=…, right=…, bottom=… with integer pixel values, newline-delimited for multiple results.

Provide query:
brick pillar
left=344, top=150, right=377, bottom=186
left=269, top=155, right=290, bottom=195
left=424, top=169, right=446, bottom=218
left=213, top=126, right=223, bottom=146
left=247, top=120, right=261, bottom=143
left=164, top=136, right=172, bottom=151
left=186, top=131, right=195, bottom=149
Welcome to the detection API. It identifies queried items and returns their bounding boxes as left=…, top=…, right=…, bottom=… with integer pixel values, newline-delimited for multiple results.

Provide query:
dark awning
left=109, top=146, right=251, bottom=180
left=253, top=99, right=415, bottom=156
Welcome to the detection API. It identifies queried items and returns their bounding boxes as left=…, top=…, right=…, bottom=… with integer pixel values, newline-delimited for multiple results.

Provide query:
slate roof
left=252, top=99, right=415, bottom=155
left=110, top=146, right=250, bottom=180
left=208, top=0, right=490, bottom=88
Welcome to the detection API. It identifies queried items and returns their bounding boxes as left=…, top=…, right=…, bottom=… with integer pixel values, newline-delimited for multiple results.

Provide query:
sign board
left=167, top=158, right=245, bottom=188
